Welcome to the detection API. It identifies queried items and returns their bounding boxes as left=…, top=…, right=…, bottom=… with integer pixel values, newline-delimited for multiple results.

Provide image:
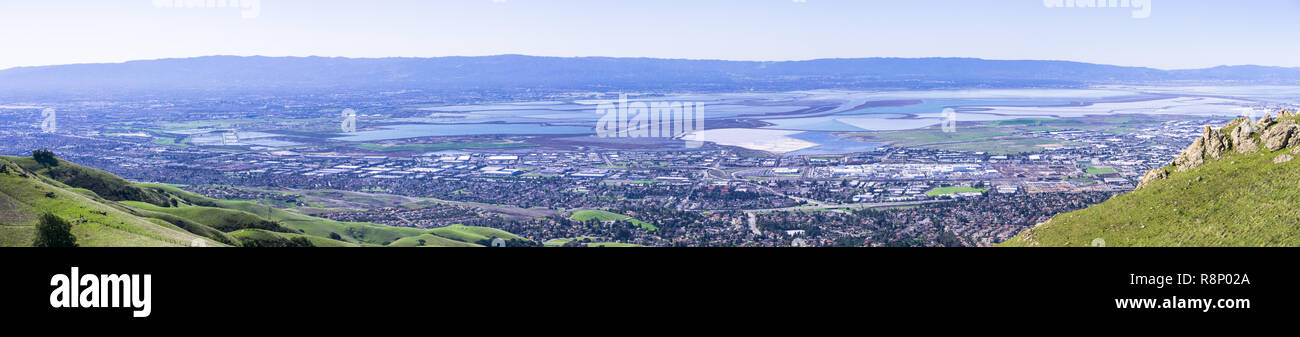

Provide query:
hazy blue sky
left=1, top=0, right=1298, bottom=70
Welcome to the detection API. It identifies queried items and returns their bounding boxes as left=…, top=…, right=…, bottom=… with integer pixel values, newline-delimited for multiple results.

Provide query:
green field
left=855, top=127, right=1075, bottom=154
left=925, top=186, right=988, bottom=197
left=569, top=210, right=658, bottom=231
left=585, top=242, right=643, bottom=247
left=155, top=117, right=330, bottom=131
left=917, top=138, right=1076, bottom=154
left=152, top=137, right=191, bottom=148
left=1022, top=126, right=1080, bottom=131
left=986, top=118, right=1082, bottom=126
left=1085, top=166, right=1119, bottom=175
left=855, top=128, right=1010, bottom=146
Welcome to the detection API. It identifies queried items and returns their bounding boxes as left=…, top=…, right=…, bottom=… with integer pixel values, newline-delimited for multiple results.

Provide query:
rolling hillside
left=0, top=154, right=530, bottom=247
left=0, top=156, right=220, bottom=247
left=1002, top=111, right=1300, bottom=247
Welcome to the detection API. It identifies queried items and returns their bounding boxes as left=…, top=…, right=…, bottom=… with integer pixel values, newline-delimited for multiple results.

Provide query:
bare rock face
left=1136, top=168, right=1169, bottom=190
left=1255, top=114, right=1275, bottom=131
left=1262, top=120, right=1299, bottom=152
left=1280, top=110, right=1296, bottom=119
left=1173, top=127, right=1230, bottom=172
left=1172, top=137, right=1206, bottom=172
left=1292, top=146, right=1300, bottom=154
left=1224, top=116, right=1250, bottom=130
left=1276, top=154, right=1295, bottom=164
left=1201, top=126, right=1230, bottom=160
left=1230, top=118, right=1260, bottom=154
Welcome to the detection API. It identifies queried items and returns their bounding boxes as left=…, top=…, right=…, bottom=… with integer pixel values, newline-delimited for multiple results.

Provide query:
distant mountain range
left=2, top=55, right=1300, bottom=98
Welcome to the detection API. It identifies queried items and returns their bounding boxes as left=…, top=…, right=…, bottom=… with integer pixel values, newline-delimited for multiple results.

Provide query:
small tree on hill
left=33, top=213, right=77, bottom=247
left=32, top=150, right=58, bottom=167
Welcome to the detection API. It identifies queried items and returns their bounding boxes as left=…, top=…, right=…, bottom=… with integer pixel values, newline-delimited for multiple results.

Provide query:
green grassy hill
left=0, top=157, right=221, bottom=247
left=229, top=229, right=361, bottom=247
left=387, top=234, right=483, bottom=247
left=124, top=201, right=291, bottom=233
left=386, top=225, right=535, bottom=247
left=0, top=154, right=530, bottom=247
left=129, top=207, right=238, bottom=245
left=428, top=224, right=526, bottom=243
left=7, top=156, right=173, bottom=207
left=134, top=184, right=440, bottom=245
left=1003, top=112, right=1300, bottom=247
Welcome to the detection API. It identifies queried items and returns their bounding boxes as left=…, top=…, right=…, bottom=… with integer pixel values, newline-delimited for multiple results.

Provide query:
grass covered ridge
left=1003, top=116, right=1300, bottom=247
left=0, top=155, right=530, bottom=247
left=0, top=157, right=221, bottom=247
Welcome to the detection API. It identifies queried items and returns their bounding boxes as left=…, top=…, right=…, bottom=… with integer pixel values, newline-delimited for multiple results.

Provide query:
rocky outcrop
left=1202, top=126, right=1230, bottom=160
left=1275, top=154, right=1294, bottom=164
left=1172, top=126, right=1229, bottom=172
left=1262, top=120, right=1299, bottom=151
left=1229, top=118, right=1260, bottom=153
left=1170, top=137, right=1206, bottom=171
left=1254, top=114, right=1275, bottom=131
left=1137, top=110, right=1299, bottom=190
left=1136, top=167, right=1169, bottom=190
